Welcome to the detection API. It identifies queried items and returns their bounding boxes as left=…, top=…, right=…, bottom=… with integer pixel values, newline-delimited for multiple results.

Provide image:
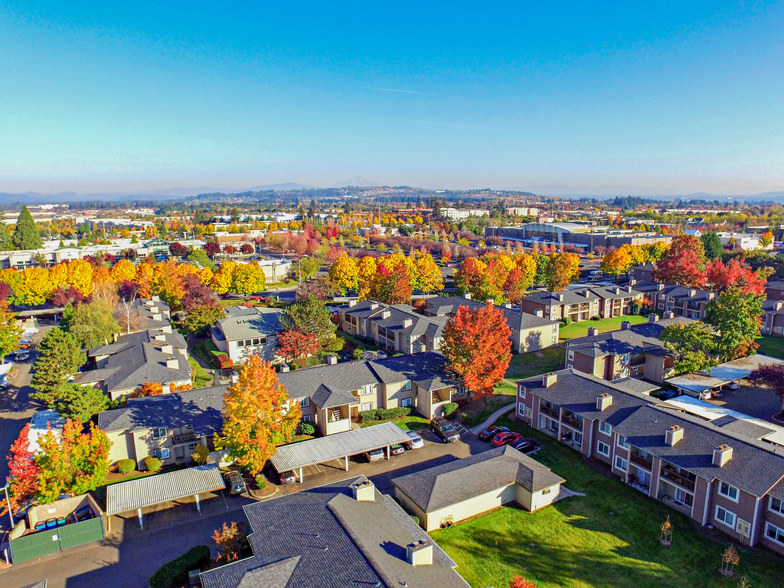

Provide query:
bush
left=461, top=409, right=478, bottom=426
left=192, top=444, right=210, bottom=465
left=117, top=459, right=136, bottom=474
left=143, top=456, right=162, bottom=473
left=442, top=402, right=459, bottom=418
left=298, top=422, right=316, bottom=436
left=359, top=409, right=380, bottom=423
left=561, top=316, right=572, bottom=326
left=150, top=545, right=210, bottom=588
left=410, top=514, right=420, bottom=525
left=358, top=407, right=412, bottom=424
left=255, top=475, right=267, bottom=490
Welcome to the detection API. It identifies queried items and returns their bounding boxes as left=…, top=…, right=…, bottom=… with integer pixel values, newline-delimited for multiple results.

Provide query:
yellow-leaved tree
left=111, top=259, right=137, bottom=283
left=66, top=259, right=94, bottom=297
left=328, top=254, right=358, bottom=294
left=215, top=356, right=301, bottom=473
left=415, top=254, right=444, bottom=293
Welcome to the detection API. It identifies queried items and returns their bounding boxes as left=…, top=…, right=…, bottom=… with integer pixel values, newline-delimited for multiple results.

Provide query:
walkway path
left=470, top=402, right=516, bottom=435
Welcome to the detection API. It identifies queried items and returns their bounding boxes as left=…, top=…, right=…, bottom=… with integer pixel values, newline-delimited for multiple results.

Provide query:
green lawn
left=494, top=381, right=517, bottom=395
left=506, top=347, right=566, bottom=380
left=362, top=415, right=430, bottom=431
left=758, top=335, right=784, bottom=360
left=219, top=299, right=248, bottom=308
left=559, top=315, right=649, bottom=340
left=431, top=415, right=784, bottom=588
left=188, top=357, right=213, bottom=388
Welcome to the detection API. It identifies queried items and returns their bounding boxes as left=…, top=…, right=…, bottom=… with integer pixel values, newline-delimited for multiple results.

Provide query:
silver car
left=0, top=376, right=9, bottom=390
left=406, top=430, right=424, bottom=449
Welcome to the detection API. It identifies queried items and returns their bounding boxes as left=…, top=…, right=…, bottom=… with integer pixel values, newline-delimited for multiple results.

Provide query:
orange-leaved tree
left=441, top=301, right=512, bottom=397
left=215, top=355, right=301, bottom=473
left=3, top=424, right=40, bottom=514
left=132, top=381, right=163, bottom=398
left=510, top=575, right=537, bottom=588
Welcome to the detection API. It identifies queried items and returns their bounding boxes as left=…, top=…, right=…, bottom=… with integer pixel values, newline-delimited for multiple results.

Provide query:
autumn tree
left=660, top=322, right=718, bottom=375
left=653, top=235, right=706, bottom=287
left=211, top=261, right=237, bottom=295
left=204, top=240, right=221, bottom=258
left=375, top=261, right=414, bottom=304
left=278, top=329, right=320, bottom=360
left=601, top=247, right=633, bottom=281
left=12, top=205, right=43, bottom=250
left=721, top=544, right=740, bottom=577
left=706, top=258, right=771, bottom=296
left=705, top=289, right=763, bottom=361
left=215, top=356, right=301, bottom=473
left=545, top=253, right=573, bottom=292
left=3, top=424, right=40, bottom=515
left=509, top=575, right=537, bottom=588
left=441, top=302, right=512, bottom=396
left=231, top=262, right=266, bottom=295
left=415, top=254, right=444, bottom=293
left=64, top=299, right=121, bottom=348
left=31, top=328, right=87, bottom=405
left=328, top=254, right=359, bottom=294
left=169, top=242, right=188, bottom=258
left=211, top=521, right=251, bottom=566
left=0, top=302, right=22, bottom=363
left=279, top=296, right=338, bottom=352
left=184, top=305, right=224, bottom=335
left=131, top=381, right=163, bottom=398
left=748, top=364, right=784, bottom=417
left=110, top=259, right=137, bottom=283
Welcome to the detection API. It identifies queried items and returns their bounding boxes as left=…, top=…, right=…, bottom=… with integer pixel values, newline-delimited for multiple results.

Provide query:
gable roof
left=566, top=317, right=691, bottom=359
left=214, top=307, right=284, bottom=341
left=369, top=352, right=457, bottom=391
left=277, top=361, right=380, bottom=402
left=424, top=296, right=558, bottom=331
left=392, top=446, right=564, bottom=512
left=88, top=328, right=186, bottom=359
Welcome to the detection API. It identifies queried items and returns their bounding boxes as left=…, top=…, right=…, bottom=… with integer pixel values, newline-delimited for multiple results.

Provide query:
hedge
left=143, top=456, right=162, bottom=473
left=150, top=545, right=210, bottom=588
left=442, top=402, right=458, bottom=418
left=117, top=459, right=135, bottom=474
left=359, top=407, right=412, bottom=424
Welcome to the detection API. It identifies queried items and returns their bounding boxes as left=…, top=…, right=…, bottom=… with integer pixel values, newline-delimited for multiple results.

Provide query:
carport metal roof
left=270, top=421, right=411, bottom=473
left=666, top=354, right=784, bottom=393
left=106, top=464, right=225, bottom=516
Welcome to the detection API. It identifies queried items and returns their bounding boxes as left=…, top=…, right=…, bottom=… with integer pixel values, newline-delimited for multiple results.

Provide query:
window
left=770, top=497, right=784, bottom=515
left=542, top=488, right=551, bottom=495
left=518, top=386, right=526, bottom=399
left=237, top=340, right=245, bottom=347
left=361, top=384, right=373, bottom=395
left=574, top=432, right=583, bottom=445
left=152, top=427, right=167, bottom=439
left=401, top=397, right=413, bottom=408
left=252, top=338, right=260, bottom=345
left=617, top=435, right=629, bottom=449
left=453, top=386, right=465, bottom=397
left=154, top=447, right=171, bottom=460
left=299, top=397, right=310, bottom=407
left=615, top=456, right=628, bottom=472
left=552, top=325, right=558, bottom=332
left=518, top=404, right=526, bottom=417
left=765, top=522, right=784, bottom=546
left=715, top=505, right=736, bottom=529
left=402, top=380, right=412, bottom=390
left=552, top=336, right=557, bottom=344
left=568, top=350, right=574, bottom=361
left=599, top=421, right=612, bottom=436
left=718, top=482, right=739, bottom=502
left=302, top=414, right=312, bottom=423
left=597, top=441, right=610, bottom=457
left=361, top=402, right=372, bottom=411
left=245, top=339, right=253, bottom=346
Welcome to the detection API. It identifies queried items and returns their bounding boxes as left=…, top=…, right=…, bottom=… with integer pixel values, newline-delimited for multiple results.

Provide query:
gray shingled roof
left=88, top=328, right=186, bottom=358
left=566, top=317, right=690, bottom=359
left=215, top=307, right=284, bottom=341
left=97, top=385, right=227, bottom=435
left=277, top=360, right=380, bottom=402
left=370, top=352, right=457, bottom=391
left=392, top=446, right=564, bottom=512
left=424, top=295, right=558, bottom=331
left=633, top=281, right=718, bottom=304
left=200, top=477, right=469, bottom=588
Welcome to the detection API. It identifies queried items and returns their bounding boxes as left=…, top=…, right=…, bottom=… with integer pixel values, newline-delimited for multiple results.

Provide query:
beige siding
left=106, top=430, right=135, bottom=464
left=515, top=483, right=561, bottom=512
left=402, top=484, right=518, bottom=532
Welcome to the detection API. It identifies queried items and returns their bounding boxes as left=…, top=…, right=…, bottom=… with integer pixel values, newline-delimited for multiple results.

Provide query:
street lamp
left=3, top=483, right=14, bottom=528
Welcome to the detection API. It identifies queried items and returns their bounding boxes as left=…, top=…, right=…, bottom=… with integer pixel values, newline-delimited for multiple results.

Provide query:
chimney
left=162, top=325, right=172, bottom=334
left=689, top=289, right=696, bottom=297
left=161, top=344, right=173, bottom=354
left=113, top=332, right=119, bottom=343
left=166, top=358, right=179, bottom=369
left=665, top=425, right=683, bottom=446
left=152, top=313, right=162, bottom=321
left=326, top=354, right=338, bottom=365
left=627, top=286, right=633, bottom=293
left=382, top=310, right=391, bottom=319
left=596, top=393, right=613, bottom=411
left=351, top=479, right=375, bottom=502
left=648, top=314, right=659, bottom=323
left=348, top=299, right=357, bottom=308
left=144, top=299, right=154, bottom=307
left=777, top=301, right=784, bottom=311
left=279, top=364, right=290, bottom=373
left=154, top=334, right=167, bottom=342
left=534, top=310, right=544, bottom=318
left=542, top=373, right=558, bottom=388
left=713, top=445, right=733, bottom=467
left=587, top=327, right=599, bottom=337
left=558, top=293, right=564, bottom=301
left=621, top=321, right=631, bottom=330
left=708, top=292, right=715, bottom=300
left=370, top=302, right=378, bottom=310
left=657, top=283, right=665, bottom=291
left=152, top=295, right=160, bottom=302
left=463, top=292, right=472, bottom=300
left=403, top=318, right=413, bottom=328
left=406, top=540, right=433, bottom=566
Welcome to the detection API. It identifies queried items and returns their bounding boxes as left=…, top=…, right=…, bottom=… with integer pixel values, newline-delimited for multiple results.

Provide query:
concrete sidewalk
left=470, top=402, right=515, bottom=435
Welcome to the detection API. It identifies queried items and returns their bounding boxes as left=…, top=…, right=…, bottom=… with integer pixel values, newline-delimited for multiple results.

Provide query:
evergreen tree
left=31, top=328, right=87, bottom=405
left=701, top=230, right=723, bottom=261
left=0, top=222, right=13, bottom=250
left=54, top=383, right=111, bottom=421
left=12, top=206, right=43, bottom=250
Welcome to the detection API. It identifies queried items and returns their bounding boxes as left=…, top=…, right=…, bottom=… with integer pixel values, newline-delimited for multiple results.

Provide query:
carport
left=270, top=421, right=411, bottom=483
left=666, top=354, right=784, bottom=396
left=105, top=464, right=225, bottom=531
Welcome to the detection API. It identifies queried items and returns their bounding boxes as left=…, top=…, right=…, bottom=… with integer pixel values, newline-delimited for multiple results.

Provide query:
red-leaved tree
left=706, top=258, right=771, bottom=296
left=509, top=575, right=537, bottom=588
left=278, top=330, right=320, bottom=360
left=204, top=241, right=221, bottom=258
left=441, top=301, right=512, bottom=396
left=241, top=243, right=254, bottom=255
left=3, top=424, right=40, bottom=515
left=653, top=235, right=706, bottom=287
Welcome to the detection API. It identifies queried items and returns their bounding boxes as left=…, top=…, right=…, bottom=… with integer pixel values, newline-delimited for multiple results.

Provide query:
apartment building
left=767, top=281, right=784, bottom=301
left=115, top=297, right=172, bottom=332
left=422, top=294, right=560, bottom=353
left=519, top=285, right=643, bottom=323
left=763, top=299, right=784, bottom=338
left=629, top=263, right=656, bottom=282
left=336, top=300, right=447, bottom=354
left=279, top=352, right=464, bottom=436
left=210, top=305, right=284, bottom=364
left=514, top=369, right=784, bottom=554
left=565, top=315, right=691, bottom=383
left=634, top=281, right=717, bottom=320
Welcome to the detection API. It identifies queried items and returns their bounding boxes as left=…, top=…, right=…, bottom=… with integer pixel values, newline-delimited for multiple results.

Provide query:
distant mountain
left=333, top=176, right=378, bottom=188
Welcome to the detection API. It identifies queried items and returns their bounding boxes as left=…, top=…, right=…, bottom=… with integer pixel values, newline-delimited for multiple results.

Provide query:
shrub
left=410, top=514, right=420, bottom=525
left=359, top=409, right=380, bottom=423
left=442, top=402, right=459, bottom=418
left=143, top=456, right=162, bottom=473
left=298, top=422, right=316, bottom=436
left=591, top=315, right=601, bottom=320
left=117, top=459, right=136, bottom=474
left=561, top=316, right=572, bottom=326
left=255, top=475, right=267, bottom=490
left=192, top=444, right=210, bottom=465
left=290, top=361, right=300, bottom=370
left=359, top=407, right=412, bottom=423
left=150, top=545, right=210, bottom=588
left=461, top=409, right=478, bottom=426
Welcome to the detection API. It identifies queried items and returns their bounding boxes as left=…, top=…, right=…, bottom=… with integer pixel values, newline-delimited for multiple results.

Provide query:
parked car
left=405, top=430, right=424, bottom=449
left=492, top=431, right=523, bottom=447
left=0, top=376, right=9, bottom=390
left=278, top=470, right=296, bottom=485
left=365, top=449, right=385, bottom=462
left=390, top=444, right=405, bottom=456
left=657, top=390, right=678, bottom=400
left=224, top=471, right=247, bottom=495
left=14, top=350, right=29, bottom=361
left=478, top=425, right=509, bottom=441
left=511, top=438, right=540, bottom=454
left=726, top=381, right=741, bottom=390
left=431, top=418, right=460, bottom=443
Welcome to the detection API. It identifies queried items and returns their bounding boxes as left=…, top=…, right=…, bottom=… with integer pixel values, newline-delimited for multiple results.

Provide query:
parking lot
left=705, top=381, right=783, bottom=424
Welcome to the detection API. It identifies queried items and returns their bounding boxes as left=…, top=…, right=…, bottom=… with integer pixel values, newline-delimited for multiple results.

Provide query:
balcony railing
left=540, top=405, right=559, bottom=419
left=660, top=466, right=696, bottom=492
left=629, top=452, right=653, bottom=471
left=561, top=414, right=583, bottom=431
left=172, top=432, right=198, bottom=445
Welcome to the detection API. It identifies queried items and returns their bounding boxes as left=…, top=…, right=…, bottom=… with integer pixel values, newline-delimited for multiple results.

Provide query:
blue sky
left=1, top=1, right=783, bottom=195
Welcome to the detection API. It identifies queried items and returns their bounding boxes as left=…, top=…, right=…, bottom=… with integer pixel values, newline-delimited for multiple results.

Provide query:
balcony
left=561, top=413, right=583, bottom=431
left=629, top=451, right=652, bottom=471
left=660, top=465, right=696, bottom=492
left=172, top=432, right=198, bottom=445
left=540, top=404, right=560, bottom=419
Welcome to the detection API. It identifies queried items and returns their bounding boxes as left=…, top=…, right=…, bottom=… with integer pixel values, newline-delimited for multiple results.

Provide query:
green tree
left=705, top=289, right=764, bottom=361
left=184, top=305, right=224, bottom=335
left=187, top=248, right=216, bottom=271
left=54, top=384, right=111, bottom=421
left=701, top=231, right=724, bottom=261
left=64, top=299, right=121, bottom=349
left=660, top=322, right=718, bottom=375
left=12, top=205, right=43, bottom=250
left=0, top=303, right=23, bottom=363
left=279, top=295, right=337, bottom=351
left=31, top=328, right=87, bottom=405
left=0, top=222, right=13, bottom=250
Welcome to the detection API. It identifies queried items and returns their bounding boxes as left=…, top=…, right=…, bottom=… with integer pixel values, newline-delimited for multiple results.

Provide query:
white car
left=0, top=376, right=9, bottom=390
left=727, top=381, right=741, bottom=391
left=406, top=430, right=424, bottom=449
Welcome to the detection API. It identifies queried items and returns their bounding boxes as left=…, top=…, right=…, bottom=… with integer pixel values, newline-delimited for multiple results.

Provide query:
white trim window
left=765, top=522, right=784, bottom=546
left=617, top=435, right=629, bottom=449
left=598, top=421, right=612, bottom=436
left=715, top=505, right=736, bottom=529
left=568, top=350, right=574, bottom=361
left=152, top=427, right=167, bottom=439
left=770, top=496, right=784, bottom=515
left=401, top=397, right=413, bottom=408
left=518, top=386, right=526, bottom=399
left=299, top=397, right=310, bottom=407
left=597, top=441, right=610, bottom=457
left=302, top=414, right=312, bottom=423
left=615, top=456, right=628, bottom=472
left=361, top=402, right=372, bottom=412
left=402, top=380, right=412, bottom=390
left=361, top=384, right=373, bottom=395
left=718, top=481, right=739, bottom=502
left=518, top=404, right=526, bottom=417
left=154, top=447, right=171, bottom=460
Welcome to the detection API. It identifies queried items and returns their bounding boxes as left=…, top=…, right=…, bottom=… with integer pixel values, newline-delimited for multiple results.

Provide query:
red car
left=492, top=431, right=522, bottom=447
